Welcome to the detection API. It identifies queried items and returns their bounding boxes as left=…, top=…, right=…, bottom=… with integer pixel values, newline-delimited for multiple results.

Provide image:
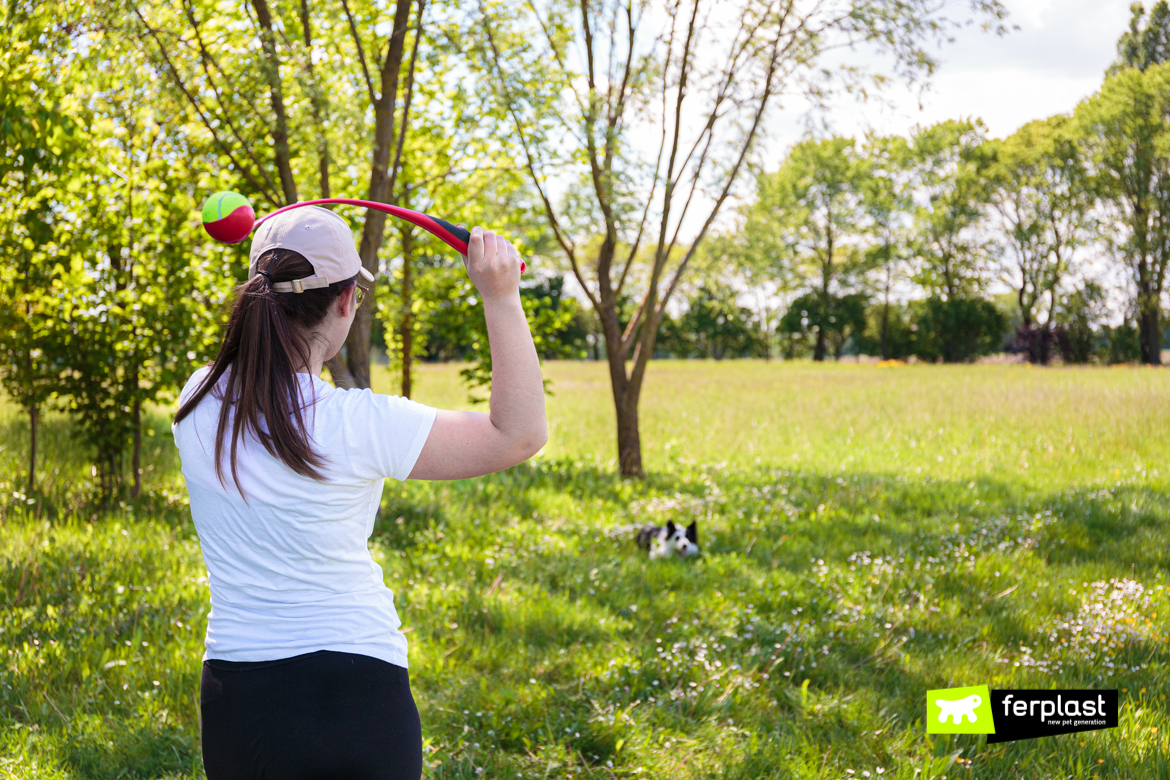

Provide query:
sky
left=767, top=0, right=1139, bottom=153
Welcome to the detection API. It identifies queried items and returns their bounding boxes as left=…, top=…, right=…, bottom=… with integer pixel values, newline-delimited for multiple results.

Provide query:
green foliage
left=1053, top=282, right=1109, bottom=364
left=986, top=115, right=1094, bottom=363
left=1104, top=322, right=1145, bottom=364
left=910, top=297, right=1009, bottom=363
left=378, top=265, right=587, bottom=400
left=657, top=285, right=768, bottom=360
left=1074, top=62, right=1170, bottom=364
left=1112, top=1, right=1170, bottom=74
left=909, top=120, right=996, bottom=304
left=779, top=291, right=869, bottom=359
left=0, top=3, right=86, bottom=487
left=0, top=10, right=228, bottom=498
left=744, top=137, right=873, bottom=360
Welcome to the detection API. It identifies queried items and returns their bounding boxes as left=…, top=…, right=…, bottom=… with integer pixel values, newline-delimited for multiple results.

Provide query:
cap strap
left=271, top=275, right=329, bottom=294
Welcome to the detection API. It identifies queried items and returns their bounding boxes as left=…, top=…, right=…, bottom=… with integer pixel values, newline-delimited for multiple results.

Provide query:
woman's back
left=174, top=365, right=436, bottom=667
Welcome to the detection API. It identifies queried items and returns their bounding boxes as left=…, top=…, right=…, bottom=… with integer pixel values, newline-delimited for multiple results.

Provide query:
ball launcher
left=200, top=191, right=524, bottom=273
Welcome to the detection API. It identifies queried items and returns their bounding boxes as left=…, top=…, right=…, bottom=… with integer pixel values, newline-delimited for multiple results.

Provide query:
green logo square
left=927, top=685, right=995, bottom=734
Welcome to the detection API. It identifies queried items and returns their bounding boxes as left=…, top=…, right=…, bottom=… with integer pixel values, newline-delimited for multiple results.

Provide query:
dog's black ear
left=665, top=519, right=676, bottom=535
left=685, top=520, right=697, bottom=544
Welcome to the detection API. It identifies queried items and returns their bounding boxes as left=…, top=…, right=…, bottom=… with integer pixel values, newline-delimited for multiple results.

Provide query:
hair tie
left=256, top=270, right=273, bottom=284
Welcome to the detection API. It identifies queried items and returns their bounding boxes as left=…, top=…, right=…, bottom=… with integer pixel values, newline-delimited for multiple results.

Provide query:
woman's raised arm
left=407, top=227, right=548, bottom=480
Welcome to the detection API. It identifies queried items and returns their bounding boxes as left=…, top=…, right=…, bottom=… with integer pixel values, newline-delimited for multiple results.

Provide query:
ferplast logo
left=925, top=686, right=1120, bottom=743
left=926, top=685, right=995, bottom=735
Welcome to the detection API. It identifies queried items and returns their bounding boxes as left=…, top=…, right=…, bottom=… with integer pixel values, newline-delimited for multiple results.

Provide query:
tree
left=908, top=120, right=998, bottom=362
left=1053, top=281, right=1108, bottom=364
left=910, top=297, right=1006, bottom=363
left=132, top=0, right=428, bottom=388
left=659, top=284, right=767, bottom=359
left=859, top=133, right=913, bottom=360
left=1110, top=1, right=1170, bottom=75
left=0, top=0, right=86, bottom=494
left=470, top=0, right=1008, bottom=476
left=0, top=7, right=228, bottom=499
left=378, top=85, right=538, bottom=398
left=985, top=115, right=1093, bottom=364
left=748, top=137, right=871, bottom=360
left=779, top=292, right=868, bottom=359
left=1076, top=63, right=1170, bottom=364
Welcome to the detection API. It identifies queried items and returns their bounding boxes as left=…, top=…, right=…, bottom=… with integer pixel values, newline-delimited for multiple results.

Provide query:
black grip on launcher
left=431, top=217, right=470, bottom=250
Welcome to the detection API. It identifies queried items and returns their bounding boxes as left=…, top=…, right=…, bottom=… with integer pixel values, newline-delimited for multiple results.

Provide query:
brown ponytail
left=174, top=248, right=358, bottom=492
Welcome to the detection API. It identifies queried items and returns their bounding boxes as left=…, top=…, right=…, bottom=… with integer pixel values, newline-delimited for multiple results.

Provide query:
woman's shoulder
left=315, top=381, right=434, bottom=421
left=179, top=365, right=215, bottom=404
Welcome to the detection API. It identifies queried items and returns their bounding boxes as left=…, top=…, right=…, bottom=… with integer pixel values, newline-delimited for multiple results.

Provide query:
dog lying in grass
left=636, top=520, right=699, bottom=559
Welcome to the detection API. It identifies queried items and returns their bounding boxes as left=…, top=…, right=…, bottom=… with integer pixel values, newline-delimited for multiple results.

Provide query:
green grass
left=2, top=360, right=1169, bottom=778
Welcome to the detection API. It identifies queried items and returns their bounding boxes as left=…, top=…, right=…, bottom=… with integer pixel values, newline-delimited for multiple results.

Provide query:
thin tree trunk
left=814, top=232, right=833, bottom=362
left=880, top=303, right=890, bottom=360
left=131, top=375, right=142, bottom=498
left=324, top=354, right=355, bottom=387
left=1019, top=285, right=1037, bottom=364
left=28, top=403, right=37, bottom=494
left=345, top=0, right=416, bottom=388
left=251, top=0, right=299, bottom=204
left=1140, top=307, right=1161, bottom=365
left=879, top=255, right=893, bottom=360
left=399, top=221, right=414, bottom=398
left=300, top=0, right=331, bottom=198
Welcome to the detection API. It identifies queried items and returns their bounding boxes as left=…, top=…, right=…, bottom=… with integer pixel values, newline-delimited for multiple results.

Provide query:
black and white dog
left=636, top=520, right=699, bottom=559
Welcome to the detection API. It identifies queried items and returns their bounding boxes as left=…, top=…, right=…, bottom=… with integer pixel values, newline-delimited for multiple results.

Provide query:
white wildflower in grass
left=1016, top=578, right=1168, bottom=675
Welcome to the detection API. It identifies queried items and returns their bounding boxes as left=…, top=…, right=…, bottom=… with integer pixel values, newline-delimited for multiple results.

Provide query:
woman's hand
left=464, top=226, right=522, bottom=303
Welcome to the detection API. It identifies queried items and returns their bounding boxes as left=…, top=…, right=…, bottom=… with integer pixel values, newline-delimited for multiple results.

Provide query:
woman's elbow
left=515, top=425, right=548, bottom=462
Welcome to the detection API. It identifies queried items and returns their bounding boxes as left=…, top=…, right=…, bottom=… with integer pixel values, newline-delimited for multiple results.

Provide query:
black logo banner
left=987, top=689, right=1119, bottom=744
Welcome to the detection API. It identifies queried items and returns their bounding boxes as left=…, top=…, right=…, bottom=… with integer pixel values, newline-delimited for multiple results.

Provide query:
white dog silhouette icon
left=935, top=694, right=982, bottom=724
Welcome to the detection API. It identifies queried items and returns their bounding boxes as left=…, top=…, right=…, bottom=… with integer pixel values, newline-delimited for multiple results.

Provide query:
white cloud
left=760, top=0, right=1136, bottom=158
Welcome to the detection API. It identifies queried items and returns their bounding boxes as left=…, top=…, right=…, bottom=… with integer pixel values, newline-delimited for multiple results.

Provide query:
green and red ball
left=201, top=191, right=256, bottom=244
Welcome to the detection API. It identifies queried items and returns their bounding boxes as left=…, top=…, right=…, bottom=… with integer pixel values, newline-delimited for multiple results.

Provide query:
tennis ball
left=201, top=190, right=255, bottom=244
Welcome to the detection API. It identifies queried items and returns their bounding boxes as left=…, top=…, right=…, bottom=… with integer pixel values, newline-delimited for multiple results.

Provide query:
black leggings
left=200, top=650, right=422, bottom=780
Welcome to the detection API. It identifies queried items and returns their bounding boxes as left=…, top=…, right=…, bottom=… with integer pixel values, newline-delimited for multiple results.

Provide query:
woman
left=173, top=205, right=546, bottom=780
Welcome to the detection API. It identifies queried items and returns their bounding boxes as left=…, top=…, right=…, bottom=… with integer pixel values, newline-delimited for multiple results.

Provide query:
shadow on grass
left=0, top=407, right=188, bottom=526
left=61, top=715, right=199, bottom=780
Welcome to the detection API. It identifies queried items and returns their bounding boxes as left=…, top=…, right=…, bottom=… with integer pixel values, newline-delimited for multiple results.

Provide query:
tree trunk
left=300, top=0, right=331, bottom=198
left=1140, top=307, right=1162, bottom=365
left=879, top=255, right=893, bottom=360
left=27, top=403, right=37, bottom=494
left=399, top=221, right=414, bottom=398
left=813, top=239, right=832, bottom=362
left=615, top=391, right=642, bottom=478
left=325, top=354, right=356, bottom=387
left=345, top=0, right=416, bottom=388
left=251, top=0, right=299, bottom=204
left=813, top=326, right=826, bottom=361
left=598, top=286, right=644, bottom=477
left=880, top=302, right=890, bottom=360
left=131, top=389, right=142, bottom=498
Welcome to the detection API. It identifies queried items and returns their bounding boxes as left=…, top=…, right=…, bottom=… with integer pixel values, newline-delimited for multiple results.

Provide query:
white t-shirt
left=172, top=366, right=437, bottom=668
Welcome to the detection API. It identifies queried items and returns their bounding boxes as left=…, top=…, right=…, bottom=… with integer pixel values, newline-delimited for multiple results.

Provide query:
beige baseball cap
left=248, top=206, right=375, bottom=293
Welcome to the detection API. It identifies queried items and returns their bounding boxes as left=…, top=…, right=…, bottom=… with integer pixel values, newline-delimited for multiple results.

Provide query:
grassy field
left=2, top=360, right=1169, bottom=779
